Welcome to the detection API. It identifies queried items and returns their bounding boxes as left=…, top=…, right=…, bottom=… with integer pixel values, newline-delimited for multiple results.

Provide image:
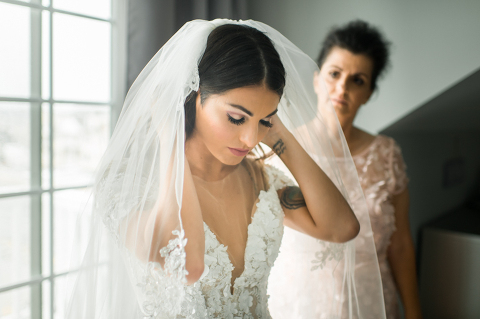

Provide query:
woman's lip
left=332, top=98, right=348, bottom=105
left=228, top=147, right=249, bottom=156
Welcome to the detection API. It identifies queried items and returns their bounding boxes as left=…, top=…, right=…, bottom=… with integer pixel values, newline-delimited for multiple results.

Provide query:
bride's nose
left=239, top=124, right=258, bottom=149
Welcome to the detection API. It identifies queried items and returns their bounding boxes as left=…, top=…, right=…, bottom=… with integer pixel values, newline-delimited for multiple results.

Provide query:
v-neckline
left=203, top=189, right=267, bottom=295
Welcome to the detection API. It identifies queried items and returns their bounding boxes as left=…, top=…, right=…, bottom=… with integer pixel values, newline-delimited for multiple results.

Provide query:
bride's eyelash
left=227, top=114, right=245, bottom=125
left=260, top=120, right=273, bottom=128
left=227, top=114, right=273, bottom=128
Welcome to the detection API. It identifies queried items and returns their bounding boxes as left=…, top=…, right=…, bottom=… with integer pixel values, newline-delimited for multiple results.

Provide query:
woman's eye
left=227, top=114, right=245, bottom=125
left=260, top=119, right=273, bottom=128
left=330, top=71, right=339, bottom=78
left=353, top=77, right=365, bottom=86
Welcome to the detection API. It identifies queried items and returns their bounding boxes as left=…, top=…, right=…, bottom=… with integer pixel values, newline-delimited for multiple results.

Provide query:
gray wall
left=247, top=0, right=480, bottom=133
left=389, top=132, right=480, bottom=247
left=127, top=0, right=176, bottom=87
left=127, top=0, right=247, bottom=88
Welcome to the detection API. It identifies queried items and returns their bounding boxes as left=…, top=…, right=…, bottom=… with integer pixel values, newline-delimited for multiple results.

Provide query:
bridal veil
left=65, top=19, right=385, bottom=319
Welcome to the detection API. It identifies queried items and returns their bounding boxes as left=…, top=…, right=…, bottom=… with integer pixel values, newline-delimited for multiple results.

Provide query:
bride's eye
left=260, top=119, right=273, bottom=128
left=227, top=114, right=245, bottom=125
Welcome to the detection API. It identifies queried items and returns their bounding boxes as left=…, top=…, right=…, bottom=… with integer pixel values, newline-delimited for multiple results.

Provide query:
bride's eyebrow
left=228, top=104, right=253, bottom=116
left=265, top=109, right=278, bottom=118
left=228, top=104, right=278, bottom=118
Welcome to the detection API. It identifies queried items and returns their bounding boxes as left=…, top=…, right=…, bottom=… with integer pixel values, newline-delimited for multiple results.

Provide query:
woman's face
left=315, top=46, right=374, bottom=126
left=193, top=85, right=279, bottom=166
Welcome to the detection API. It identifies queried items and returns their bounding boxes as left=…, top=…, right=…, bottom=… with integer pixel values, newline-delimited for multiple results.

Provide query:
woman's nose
left=240, top=125, right=258, bottom=148
left=336, top=77, right=347, bottom=95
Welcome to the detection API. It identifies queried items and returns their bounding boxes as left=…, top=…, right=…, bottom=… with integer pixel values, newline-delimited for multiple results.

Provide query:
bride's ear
left=195, top=89, right=202, bottom=109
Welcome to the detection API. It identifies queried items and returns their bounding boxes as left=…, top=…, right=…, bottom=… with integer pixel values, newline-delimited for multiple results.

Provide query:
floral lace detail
left=353, top=135, right=408, bottom=257
left=263, top=164, right=295, bottom=191
left=189, top=67, right=200, bottom=92
left=352, top=135, right=408, bottom=319
left=172, top=164, right=291, bottom=318
left=95, top=167, right=192, bottom=317
left=311, top=241, right=346, bottom=271
left=95, top=168, right=159, bottom=246
left=262, top=165, right=349, bottom=272
left=124, top=230, right=191, bottom=319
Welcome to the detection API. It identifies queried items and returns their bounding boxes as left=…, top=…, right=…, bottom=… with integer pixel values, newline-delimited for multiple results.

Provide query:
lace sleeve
left=388, top=139, right=409, bottom=195
left=263, top=164, right=296, bottom=191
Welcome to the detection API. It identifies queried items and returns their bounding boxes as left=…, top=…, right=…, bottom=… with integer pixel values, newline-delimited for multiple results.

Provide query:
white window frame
left=0, top=0, right=127, bottom=318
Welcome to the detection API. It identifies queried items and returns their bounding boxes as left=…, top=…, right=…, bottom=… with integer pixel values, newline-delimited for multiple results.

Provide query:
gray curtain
left=127, top=0, right=247, bottom=88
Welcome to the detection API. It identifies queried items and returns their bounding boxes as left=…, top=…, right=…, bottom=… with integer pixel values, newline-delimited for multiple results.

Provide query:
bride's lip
left=228, top=147, right=249, bottom=157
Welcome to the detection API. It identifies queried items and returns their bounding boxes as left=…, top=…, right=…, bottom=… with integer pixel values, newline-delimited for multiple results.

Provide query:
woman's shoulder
left=350, top=129, right=377, bottom=157
left=352, top=131, right=402, bottom=161
left=375, top=134, right=402, bottom=152
left=242, top=157, right=295, bottom=191
left=242, top=157, right=265, bottom=176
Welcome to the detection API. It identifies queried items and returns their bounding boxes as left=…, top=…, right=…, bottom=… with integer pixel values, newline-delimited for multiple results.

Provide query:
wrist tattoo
left=272, top=139, right=286, bottom=156
left=280, top=186, right=306, bottom=210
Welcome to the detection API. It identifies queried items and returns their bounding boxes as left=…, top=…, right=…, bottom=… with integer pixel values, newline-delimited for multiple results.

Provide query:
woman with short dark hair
left=315, top=20, right=422, bottom=319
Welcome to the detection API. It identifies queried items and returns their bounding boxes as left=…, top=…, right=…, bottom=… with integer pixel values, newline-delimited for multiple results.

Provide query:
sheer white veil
left=65, top=19, right=385, bottom=319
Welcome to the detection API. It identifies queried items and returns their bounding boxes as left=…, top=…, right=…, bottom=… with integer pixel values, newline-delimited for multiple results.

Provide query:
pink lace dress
left=353, top=135, right=408, bottom=319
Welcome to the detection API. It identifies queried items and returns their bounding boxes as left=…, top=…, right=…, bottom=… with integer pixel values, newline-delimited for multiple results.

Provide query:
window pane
left=0, top=3, right=31, bottom=98
left=0, top=103, right=30, bottom=194
left=53, top=188, right=91, bottom=274
left=53, top=0, right=111, bottom=19
left=42, top=11, right=51, bottom=100
left=42, top=192, right=51, bottom=276
left=54, top=275, right=69, bottom=319
left=53, top=104, right=110, bottom=188
left=53, top=13, right=111, bottom=103
left=0, top=196, right=31, bottom=288
left=0, top=285, right=30, bottom=319
left=43, top=280, right=51, bottom=319
left=42, top=103, right=51, bottom=189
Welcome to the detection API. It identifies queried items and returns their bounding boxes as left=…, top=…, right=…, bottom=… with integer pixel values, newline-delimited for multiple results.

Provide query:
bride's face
left=193, top=85, right=279, bottom=166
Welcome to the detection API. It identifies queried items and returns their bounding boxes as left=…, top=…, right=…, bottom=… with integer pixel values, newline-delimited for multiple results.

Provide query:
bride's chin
left=217, top=153, right=244, bottom=166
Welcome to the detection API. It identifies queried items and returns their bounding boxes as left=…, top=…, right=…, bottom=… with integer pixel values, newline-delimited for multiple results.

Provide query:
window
left=0, top=0, right=126, bottom=318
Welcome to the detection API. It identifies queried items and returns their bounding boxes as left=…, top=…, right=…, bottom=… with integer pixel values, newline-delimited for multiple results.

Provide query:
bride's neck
left=185, top=136, right=237, bottom=181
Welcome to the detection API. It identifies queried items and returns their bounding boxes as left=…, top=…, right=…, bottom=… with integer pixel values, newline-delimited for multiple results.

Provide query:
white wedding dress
left=65, top=20, right=386, bottom=319
left=165, top=162, right=293, bottom=318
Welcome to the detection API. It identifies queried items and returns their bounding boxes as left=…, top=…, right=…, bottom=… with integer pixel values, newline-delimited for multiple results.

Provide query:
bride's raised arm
left=263, top=115, right=360, bottom=243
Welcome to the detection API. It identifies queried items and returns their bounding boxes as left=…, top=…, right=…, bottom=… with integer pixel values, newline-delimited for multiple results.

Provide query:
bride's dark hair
left=184, top=24, right=286, bottom=139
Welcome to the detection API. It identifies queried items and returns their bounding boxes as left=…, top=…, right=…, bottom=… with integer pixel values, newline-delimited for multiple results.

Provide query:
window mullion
left=30, top=3, right=42, bottom=319
left=48, top=8, right=54, bottom=319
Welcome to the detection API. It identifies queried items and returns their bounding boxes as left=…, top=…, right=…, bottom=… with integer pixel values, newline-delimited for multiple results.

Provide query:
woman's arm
left=387, top=188, right=423, bottom=319
left=264, top=116, right=359, bottom=243
left=146, top=159, right=205, bottom=285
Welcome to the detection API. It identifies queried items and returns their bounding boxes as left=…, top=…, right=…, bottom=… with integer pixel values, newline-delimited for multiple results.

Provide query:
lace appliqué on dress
left=95, top=171, right=191, bottom=318
left=353, top=135, right=408, bottom=319
left=120, top=164, right=292, bottom=318
left=311, top=241, right=346, bottom=271
left=127, top=230, right=192, bottom=319
left=184, top=164, right=290, bottom=319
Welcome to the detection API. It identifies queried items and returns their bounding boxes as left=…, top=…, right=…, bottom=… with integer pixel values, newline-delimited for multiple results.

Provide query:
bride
left=66, top=19, right=383, bottom=318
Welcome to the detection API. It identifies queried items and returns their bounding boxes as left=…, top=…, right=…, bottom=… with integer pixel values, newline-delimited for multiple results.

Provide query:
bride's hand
left=261, top=115, right=289, bottom=149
